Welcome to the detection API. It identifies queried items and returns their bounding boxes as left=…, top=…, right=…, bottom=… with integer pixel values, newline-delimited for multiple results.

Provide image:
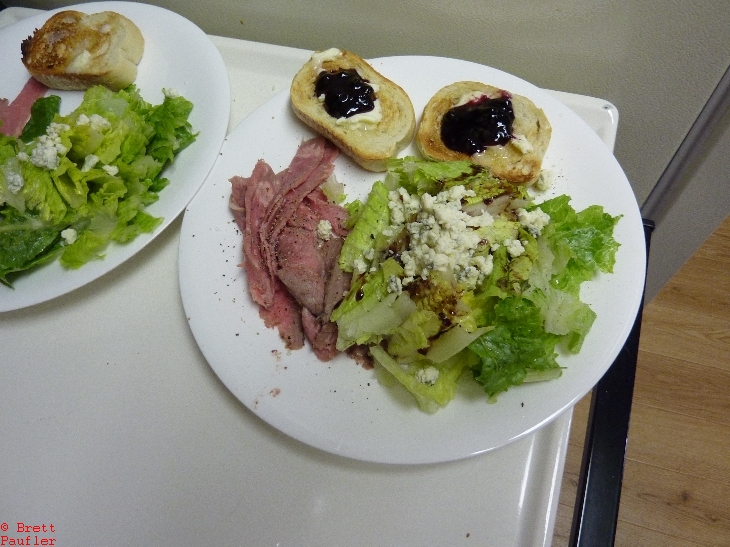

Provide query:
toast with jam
left=416, top=81, right=551, bottom=185
left=290, top=48, right=415, bottom=172
left=21, top=10, right=145, bottom=91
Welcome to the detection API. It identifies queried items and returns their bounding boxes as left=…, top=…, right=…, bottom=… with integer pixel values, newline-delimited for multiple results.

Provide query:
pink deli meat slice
left=299, top=235, right=351, bottom=362
left=229, top=159, right=283, bottom=308
left=259, top=277, right=305, bottom=350
left=276, top=225, right=327, bottom=315
left=0, top=78, right=49, bottom=137
left=259, top=138, right=339, bottom=295
left=230, top=137, right=349, bottom=357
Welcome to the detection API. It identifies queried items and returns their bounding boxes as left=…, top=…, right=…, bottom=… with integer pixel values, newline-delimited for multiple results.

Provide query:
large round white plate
left=0, top=2, right=230, bottom=312
left=179, top=55, right=646, bottom=464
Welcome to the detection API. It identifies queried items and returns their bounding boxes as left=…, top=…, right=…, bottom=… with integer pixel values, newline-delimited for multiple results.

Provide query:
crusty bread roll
left=21, top=10, right=145, bottom=91
left=416, top=81, right=551, bottom=185
left=290, top=48, right=415, bottom=172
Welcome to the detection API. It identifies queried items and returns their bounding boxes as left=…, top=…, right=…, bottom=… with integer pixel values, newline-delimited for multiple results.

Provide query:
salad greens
left=0, top=85, right=196, bottom=287
left=332, top=157, right=621, bottom=412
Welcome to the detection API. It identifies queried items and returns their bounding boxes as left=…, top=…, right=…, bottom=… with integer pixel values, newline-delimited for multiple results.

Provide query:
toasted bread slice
left=21, top=10, right=144, bottom=91
left=290, top=48, right=415, bottom=172
left=416, top=81, right=551, bottom=185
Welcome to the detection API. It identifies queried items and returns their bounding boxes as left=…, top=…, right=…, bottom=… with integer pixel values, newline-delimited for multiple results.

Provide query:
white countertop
left=0, top=7, right=619, bottom=546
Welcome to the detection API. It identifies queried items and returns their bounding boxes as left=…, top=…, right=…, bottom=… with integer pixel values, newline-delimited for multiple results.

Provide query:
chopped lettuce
left=337, top=180, right=392, bottom=273
left=0, top=85, right=196, bottom=287
left=331, top=158, right=621, bottom=410
left=384, top=156, right=529, bottom=204
left=331, top=258, right=406, bottom=349
left=387, top=308, right=441, bottom=360
left=0, top=207, right=62, bottom=286
left=468, top=296, right=562, bottom=400
left=537, top=195, right=622, bottom=295
left=371, top=345, right=479, bottom=413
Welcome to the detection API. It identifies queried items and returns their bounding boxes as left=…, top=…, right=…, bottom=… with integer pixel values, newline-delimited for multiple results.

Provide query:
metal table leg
left=569, top=218, right=655, bottom=547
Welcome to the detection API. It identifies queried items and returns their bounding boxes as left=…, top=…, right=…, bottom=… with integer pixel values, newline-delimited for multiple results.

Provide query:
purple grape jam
left=315, top=69, right=376, bottom=119
left=441, top=95, right=515, bottom=154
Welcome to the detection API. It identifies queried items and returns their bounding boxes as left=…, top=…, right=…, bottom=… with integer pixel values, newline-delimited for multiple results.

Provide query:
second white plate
left=0, top=1, right=230, bottom=312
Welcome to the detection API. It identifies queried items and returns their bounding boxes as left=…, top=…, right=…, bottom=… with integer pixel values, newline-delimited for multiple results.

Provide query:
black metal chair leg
left=569, top=218, right=655, bottom=547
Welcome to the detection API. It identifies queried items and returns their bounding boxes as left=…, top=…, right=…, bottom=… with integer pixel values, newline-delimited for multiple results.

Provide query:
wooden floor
left=551, top=215, right=730, bottom=546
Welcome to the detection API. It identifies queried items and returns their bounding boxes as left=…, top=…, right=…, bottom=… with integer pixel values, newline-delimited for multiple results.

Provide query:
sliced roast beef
left=321, top=238, right=352, bottom=319
left=0, top=78, right=48, bottom=137
left=302, top=308, right=340, bottom=361
left=230, top=136, right=350, bottom=360
left=260, top=139, right=339, bottom=281
left=275, top=225, right=326, bottom=315
left=286, top=199, right=322, bottom=232
left=229, top=160, right=282, bottom=308
left=296, top=236, right=351, bottom=361
left=302, top=189, right=350, bottom=237
left=258, top=277, right=305, bottom=350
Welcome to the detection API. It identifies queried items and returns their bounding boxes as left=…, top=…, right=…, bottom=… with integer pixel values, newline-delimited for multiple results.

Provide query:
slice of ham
left=230, top=137, right=351, bottom=360
left=0, top=78, right=49, bottom=138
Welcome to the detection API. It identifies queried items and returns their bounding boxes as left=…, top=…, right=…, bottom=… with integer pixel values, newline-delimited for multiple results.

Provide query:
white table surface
left=0, top=7, right=619, bottom=546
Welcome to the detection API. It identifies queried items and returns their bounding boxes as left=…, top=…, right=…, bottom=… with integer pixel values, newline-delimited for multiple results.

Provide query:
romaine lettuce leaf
left=371, top=345, right=479, bottom=413
left=469, top=296, right=562, bottom=400
left=146, top=94, right=197, bottom=164
left=384, top=156, right=528, bottom=205
left=384, top=156, right=477, bottom=195
left=526, top=287, right=596, bottom=353
left=386, top=308, right=441, bottom=360
left=331, top=258, right=406, bottom=349
left=337, top=179, right=391, bottom=273
left=0, top=208, right=61, bottom=287
left=538, top=195, right=621, bottom=295
left=20, top=95, right=61, bottom=143
left=20, top=162, right=67, bottom=223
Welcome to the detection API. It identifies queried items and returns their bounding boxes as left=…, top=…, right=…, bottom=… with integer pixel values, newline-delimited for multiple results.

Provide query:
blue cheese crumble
left=316, top=219, right=333, bottom=243
left=2, top=161, right=24, bottom=194
left=387, top=186, right=495, bottom=289
left=503, top=238, right=525, bottom=257
left=29, top=122, right=70, bottom=170
left=353, top=257, right=368, bottom=275
left=387, top=275, right=403, bottom=294
left=81, top=154, right=100, bottom=172
left=534, top=170, right=554, bottom=192
left=75, top=113, right=111, bottom=132
left=415, top=366, right=440, bottom=386
left=516, top=207, right=550, bottom=237
left=61, top=228, right=78, bottom=245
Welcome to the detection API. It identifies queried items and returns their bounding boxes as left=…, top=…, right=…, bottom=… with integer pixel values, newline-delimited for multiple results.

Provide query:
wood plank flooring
left=551, top=214, right=730, bottom=546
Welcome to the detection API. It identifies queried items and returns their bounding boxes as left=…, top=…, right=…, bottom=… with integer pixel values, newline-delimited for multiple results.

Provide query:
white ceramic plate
left=0, top=1, right=230, bottom=312
left=179, top=55, right=646, bottom=464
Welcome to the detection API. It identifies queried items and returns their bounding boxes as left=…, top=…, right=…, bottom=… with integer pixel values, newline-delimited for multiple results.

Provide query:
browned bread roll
left=416, top=81, right=551, bottom=185
left=290, top=48, right=415, bottom=172
left=21, top=10, right=145, bottom=91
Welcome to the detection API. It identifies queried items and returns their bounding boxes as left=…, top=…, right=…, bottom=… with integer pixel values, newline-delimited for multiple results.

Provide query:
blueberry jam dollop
left=315, top=69, right=376, bottom=119
left=440, top=95, right=515, bottom=155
